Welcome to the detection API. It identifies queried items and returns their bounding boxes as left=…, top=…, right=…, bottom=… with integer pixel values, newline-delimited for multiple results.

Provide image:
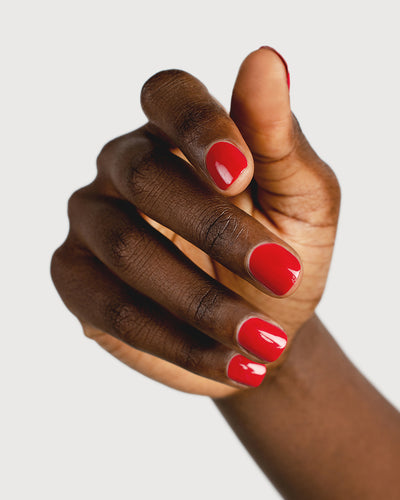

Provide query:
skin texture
left=215, top=315, right=400, bottom=499
left=51, top=48, right=340, bottom=397
left=51, top=48, right=400, bottom=497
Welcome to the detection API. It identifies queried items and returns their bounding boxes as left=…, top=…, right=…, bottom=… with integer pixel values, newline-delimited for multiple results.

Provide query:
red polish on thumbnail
left=227, top=355, right=266, bottom=387
left=259, top=46, right=291, bottom=90
left=248, top=243, right=301, bottom=296
left=206, top=141, right=247, bottom=190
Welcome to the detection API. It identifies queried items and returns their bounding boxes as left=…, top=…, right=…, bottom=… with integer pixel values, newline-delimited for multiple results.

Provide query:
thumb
left=230, top=47, right=340, bottom=232
left=230, top=47, right=295, bottom=180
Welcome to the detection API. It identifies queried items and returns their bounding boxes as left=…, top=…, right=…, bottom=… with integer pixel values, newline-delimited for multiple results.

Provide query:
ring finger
left=69, top=186, right=288, bottom=365
left=51, top=244, right=269, bottom=389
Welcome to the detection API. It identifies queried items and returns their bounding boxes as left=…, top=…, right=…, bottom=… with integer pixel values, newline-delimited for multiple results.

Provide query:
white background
left=1, top=1, right=399, bottom=499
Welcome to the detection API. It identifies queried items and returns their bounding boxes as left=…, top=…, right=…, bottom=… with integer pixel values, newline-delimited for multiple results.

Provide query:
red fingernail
left=259, top=46, right=290, bottom=90
left=238, top=317, right=287, bottom=362
left=227, top=355, right=266, bottom=387
left=205, top=141, right=247, bottom=190
left=248, top=243, right=301, bottom=296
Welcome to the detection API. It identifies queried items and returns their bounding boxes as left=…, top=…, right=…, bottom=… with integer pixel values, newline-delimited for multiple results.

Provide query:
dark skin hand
left=216, top=315, right=400, bottom=499
left=51, top=47, right=400, bottom=497
left=52, top=48, right=339, bottom=397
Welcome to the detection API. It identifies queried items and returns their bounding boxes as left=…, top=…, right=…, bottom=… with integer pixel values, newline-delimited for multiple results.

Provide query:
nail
left=238, top=317, right=287, bottom=362
left=259, top=46, right=290, bottom=90
left=227, top=355, right=266, bottom=387
left=205, top=141, right=247, bottom=190
left=248, top=243, right=301, bottom=296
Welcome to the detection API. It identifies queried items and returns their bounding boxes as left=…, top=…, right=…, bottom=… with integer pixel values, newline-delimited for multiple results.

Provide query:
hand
left=51, top=48, right=340, bottom=398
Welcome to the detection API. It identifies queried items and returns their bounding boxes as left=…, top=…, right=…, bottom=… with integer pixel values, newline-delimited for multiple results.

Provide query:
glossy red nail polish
left=238, top=317, right=287, bottom=362
left=205, top=141, right=247, bottom=190
left=227, top=355, right=266, bottom=387
left=248, top=243, right=301, bottom=296
left=260, top=46, right=291, bottom=90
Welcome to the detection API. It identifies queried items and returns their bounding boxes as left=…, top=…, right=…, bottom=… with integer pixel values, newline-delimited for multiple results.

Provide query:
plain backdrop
left=1, top=1, right=399, bottom=499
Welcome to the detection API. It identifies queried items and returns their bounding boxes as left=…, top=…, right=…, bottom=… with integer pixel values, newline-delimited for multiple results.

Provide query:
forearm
left=214, top=315, right=400, bottom=499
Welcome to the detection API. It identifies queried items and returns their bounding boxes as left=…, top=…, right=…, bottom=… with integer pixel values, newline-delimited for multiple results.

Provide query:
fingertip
left=236, top=316, right=288, bottom=363
left=241, top=46, right=290, bottom=90
left=227, top=354, right=267, bottom=388
left=232, top=46, right=291, bottom=123
left=258, top=46, right=290, bottom=90
left=247, top=242, right=303, bottom=297
left=231, top=46, right=295, bottom=165
left=204, top=139, right=254, bottom=196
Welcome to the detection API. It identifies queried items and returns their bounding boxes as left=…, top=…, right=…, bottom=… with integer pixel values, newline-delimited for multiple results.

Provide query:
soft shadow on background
left=1, top=1, right=399, bottom=498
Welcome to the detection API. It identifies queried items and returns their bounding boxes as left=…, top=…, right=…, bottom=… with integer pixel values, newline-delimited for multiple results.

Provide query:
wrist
left=258, top=313, right=321, bottom=390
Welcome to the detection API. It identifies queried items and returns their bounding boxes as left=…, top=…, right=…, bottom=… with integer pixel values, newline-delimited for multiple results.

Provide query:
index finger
left=140, top=69, right=254, bottom=195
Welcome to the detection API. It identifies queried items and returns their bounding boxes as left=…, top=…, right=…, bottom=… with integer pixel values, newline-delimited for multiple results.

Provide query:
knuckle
left=108, top=229, right=133, bottom=268
left=181, top=347, right=202, bottom=373
left=96, top=129, right=158, bottom=200
left=50, top=244, right=68, bottom=290
left=174, top=328, right=218, bottom=375
left=199, top=206, right=241, bottom=254
left=188, top=285, right=222, bottom=326
left=96, top=133, right=138, bottom=177
left=125, top=149, right=157, bottom=201
left=175, top=337, right=204, bottom=373
left=50, top=241, right=82, bottom=301
left=96, top=137, right=120, bottom=171
left=105, top=300, right=136, bottom=340
left=107, top=227, right=147, bottom=271
left=105, top=300, right=156, bottom=349
left=67, top=187, right=89, bottom=220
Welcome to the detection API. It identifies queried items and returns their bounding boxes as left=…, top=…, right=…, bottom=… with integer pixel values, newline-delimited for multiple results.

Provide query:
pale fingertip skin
left=259, top=46, right=291, bottom=90
left=231, top=47, right=295, bottom=162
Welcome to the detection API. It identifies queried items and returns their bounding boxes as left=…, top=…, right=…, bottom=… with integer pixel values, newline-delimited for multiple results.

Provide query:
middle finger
left=99, top=130, right=302, bottom=298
